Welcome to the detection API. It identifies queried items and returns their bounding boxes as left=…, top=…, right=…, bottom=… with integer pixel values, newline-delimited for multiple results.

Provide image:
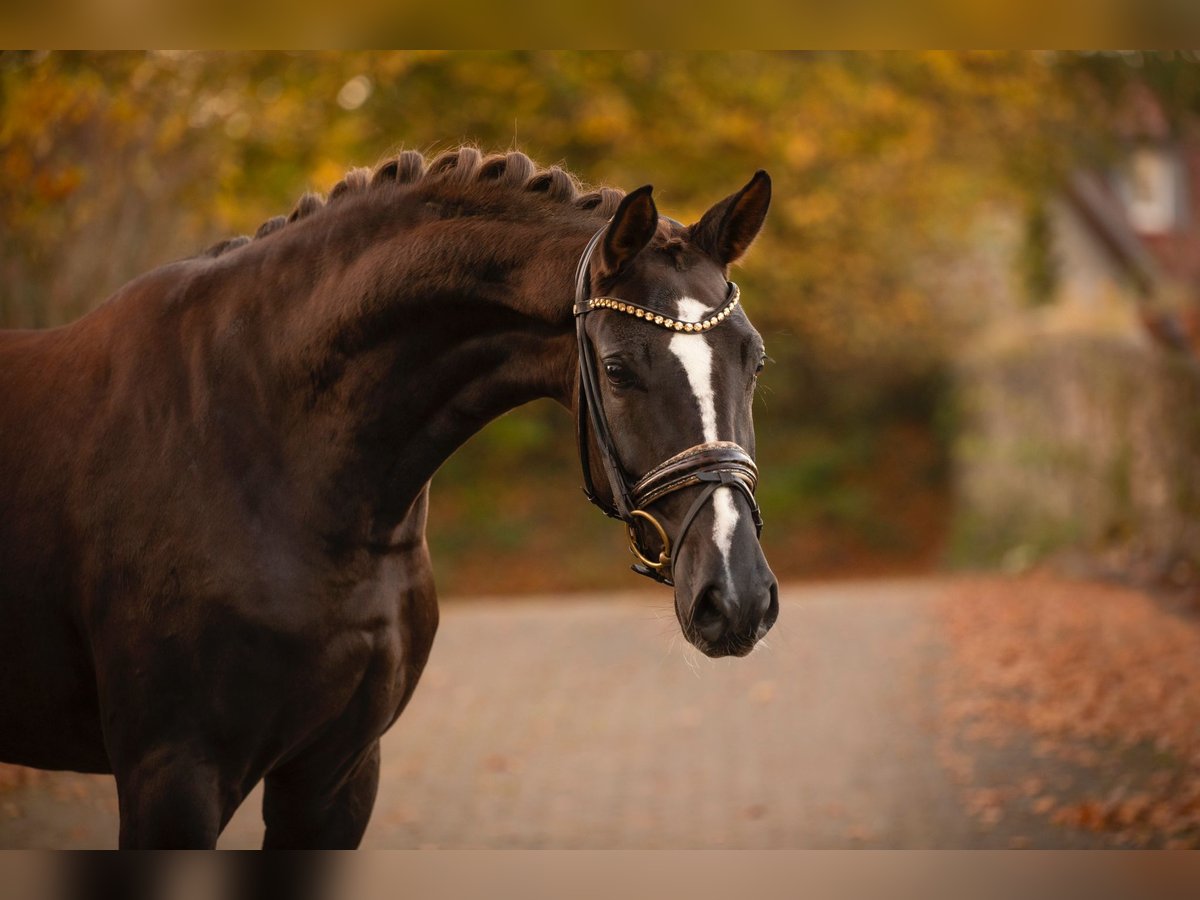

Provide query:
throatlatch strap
left=574, top=223, right=632, bottom=519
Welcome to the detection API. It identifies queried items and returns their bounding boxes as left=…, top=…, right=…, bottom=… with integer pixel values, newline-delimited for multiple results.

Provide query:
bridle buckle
left=626, top=509, right=671, bottom=576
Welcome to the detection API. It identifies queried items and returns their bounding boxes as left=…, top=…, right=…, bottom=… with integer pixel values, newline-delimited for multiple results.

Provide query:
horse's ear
left=688, top=170, right=771, bottom=267
left=600, top=185, right=657, bottom=278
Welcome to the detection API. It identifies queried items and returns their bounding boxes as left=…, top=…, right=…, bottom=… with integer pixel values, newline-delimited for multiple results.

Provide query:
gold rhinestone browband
left=581, top=283, right=740, bottom=333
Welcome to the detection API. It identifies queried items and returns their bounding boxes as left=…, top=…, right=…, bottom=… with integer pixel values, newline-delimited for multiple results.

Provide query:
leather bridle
left=572, top=223, right=764, bottom=586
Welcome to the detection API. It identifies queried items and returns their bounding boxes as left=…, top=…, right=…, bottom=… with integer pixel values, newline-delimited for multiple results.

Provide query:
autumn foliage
left=939, top=576, right=1200, bottom=847
left=0, top=51, right=1187, bottom=589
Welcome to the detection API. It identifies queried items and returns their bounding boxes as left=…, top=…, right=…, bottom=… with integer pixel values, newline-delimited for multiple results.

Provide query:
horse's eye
left=755, top=354, right=768, bottom=375
left=605, top=361, right=634, bottom=387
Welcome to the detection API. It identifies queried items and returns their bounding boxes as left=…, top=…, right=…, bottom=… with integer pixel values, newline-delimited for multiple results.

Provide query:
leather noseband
left=572, top=223, right=764, bottom=586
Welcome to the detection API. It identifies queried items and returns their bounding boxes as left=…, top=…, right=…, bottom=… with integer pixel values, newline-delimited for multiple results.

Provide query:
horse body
left=0, top=149, right=774, bottom=847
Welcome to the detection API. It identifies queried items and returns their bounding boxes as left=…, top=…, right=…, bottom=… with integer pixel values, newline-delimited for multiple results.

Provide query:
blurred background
left=4, top=51, right=1200, bottom=848
left=6, top=50, right=1200, bottom=592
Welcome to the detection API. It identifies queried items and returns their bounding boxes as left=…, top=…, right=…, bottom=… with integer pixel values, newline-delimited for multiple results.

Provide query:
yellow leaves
left=32, top=165, right=81, bottom=203
left=0, top=49, right=1109, bottom=369
left=577, top=93, right=634, bottom=144
left=153, top=111, right=190, bottom=154
left=783, top=132, right=819, bottom=170
left=310, top=158, right=348, bottom=194
left=713, top=109, right=766, bottom=153
left=2, top=146, right=33, bottom=184
left=783, top=191, right=839, bottom=229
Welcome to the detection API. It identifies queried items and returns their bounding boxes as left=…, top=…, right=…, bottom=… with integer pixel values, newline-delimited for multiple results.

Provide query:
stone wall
left=952, top=333, right=1200, bottom=578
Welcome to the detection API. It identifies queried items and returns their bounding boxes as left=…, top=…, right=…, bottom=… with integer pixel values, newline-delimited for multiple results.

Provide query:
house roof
left=1114, top=81, right=1174, bottom=142
left=1064, top=169, right=1162, bottom=297
left=1065, top=83, right=1200, bottom=298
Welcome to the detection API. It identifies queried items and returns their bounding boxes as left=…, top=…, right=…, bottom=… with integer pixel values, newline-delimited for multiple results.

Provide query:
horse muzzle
left=684, top=576, right=779, bottom=657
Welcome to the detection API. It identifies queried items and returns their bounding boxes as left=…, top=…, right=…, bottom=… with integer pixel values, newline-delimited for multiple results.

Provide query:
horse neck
left=256, top=195, right=597, bottom=545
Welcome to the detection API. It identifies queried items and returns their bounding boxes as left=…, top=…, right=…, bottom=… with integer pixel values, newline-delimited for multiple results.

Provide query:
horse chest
left=293, top=554, right=436, bottom=724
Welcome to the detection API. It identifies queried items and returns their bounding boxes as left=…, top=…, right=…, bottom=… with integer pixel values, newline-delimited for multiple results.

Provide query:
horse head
left=575, top=171, right=778, bottom=658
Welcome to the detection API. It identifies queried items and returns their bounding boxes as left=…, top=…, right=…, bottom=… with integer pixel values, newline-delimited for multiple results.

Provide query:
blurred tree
left=2, top=51, right=1184, bottom=589
left=0, top=51, right=1100, bottom=359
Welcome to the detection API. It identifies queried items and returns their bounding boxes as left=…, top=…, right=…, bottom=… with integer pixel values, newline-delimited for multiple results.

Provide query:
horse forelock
left=204, top=147, right=631, bottom=259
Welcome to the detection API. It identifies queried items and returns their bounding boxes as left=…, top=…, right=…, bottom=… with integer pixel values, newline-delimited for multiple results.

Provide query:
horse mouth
left=706, top=640, right=758, bottom=659
left=685, top=629, right=760, bottom=659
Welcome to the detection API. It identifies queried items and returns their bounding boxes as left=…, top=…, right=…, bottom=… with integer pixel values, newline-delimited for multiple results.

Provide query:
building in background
left=1051, top=81, right=1200, bottom=351
left=954, top=82, right=1200, bottom=583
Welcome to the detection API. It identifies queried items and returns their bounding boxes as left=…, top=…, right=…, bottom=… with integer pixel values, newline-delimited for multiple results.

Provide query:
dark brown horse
left=0, top=148, right=776, bottom=848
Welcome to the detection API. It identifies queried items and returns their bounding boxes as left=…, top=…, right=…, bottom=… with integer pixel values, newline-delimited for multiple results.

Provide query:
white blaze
left=668, top=296, right=740, bottom=579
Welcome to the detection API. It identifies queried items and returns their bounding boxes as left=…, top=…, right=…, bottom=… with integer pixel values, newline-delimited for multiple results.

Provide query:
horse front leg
left=260, top=595, right=438, bottom=849
left=115, top=746, right=227, bottom=849
left=249, top=628, right=410, bottom=851
left=261, top=740, right=381, bottom=849
left=261, top=535, right=440, bottom=849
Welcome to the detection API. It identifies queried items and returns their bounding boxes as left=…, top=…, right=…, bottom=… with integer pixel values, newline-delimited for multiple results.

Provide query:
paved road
left=0, top=579, right=1141, bottom=848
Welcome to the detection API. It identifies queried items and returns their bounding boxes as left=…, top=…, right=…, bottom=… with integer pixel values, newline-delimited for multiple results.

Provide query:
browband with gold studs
left=574, top=283, right=740, bottom=333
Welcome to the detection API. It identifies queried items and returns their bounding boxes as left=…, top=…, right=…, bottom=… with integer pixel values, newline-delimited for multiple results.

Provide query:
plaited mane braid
left=203, top=147, right=630, bottom=259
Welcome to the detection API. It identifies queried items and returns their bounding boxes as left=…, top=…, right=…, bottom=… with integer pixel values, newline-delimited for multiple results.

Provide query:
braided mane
left=204, top=147, right=628, bottom=258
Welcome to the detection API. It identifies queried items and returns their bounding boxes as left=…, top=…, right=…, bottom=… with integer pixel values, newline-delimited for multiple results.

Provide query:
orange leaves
left=0, top=51, right=1093, bottom=349
left=32, top=167, right=82, bottom=204
left=938, top=576, right=1200, bottom=846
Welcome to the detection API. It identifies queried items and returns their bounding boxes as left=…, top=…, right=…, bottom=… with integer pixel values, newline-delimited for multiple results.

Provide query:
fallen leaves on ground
left=938, top=575, right=1200, bottom=846
left=0, top=766, right=48, bottom=794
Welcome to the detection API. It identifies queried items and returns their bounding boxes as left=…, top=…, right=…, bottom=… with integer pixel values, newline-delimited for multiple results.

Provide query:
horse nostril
left=689, top=581, right=777, bottom=652
left=760, top=581, right=780, bottom=633
left=691, top=586, right=729, bottom=643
